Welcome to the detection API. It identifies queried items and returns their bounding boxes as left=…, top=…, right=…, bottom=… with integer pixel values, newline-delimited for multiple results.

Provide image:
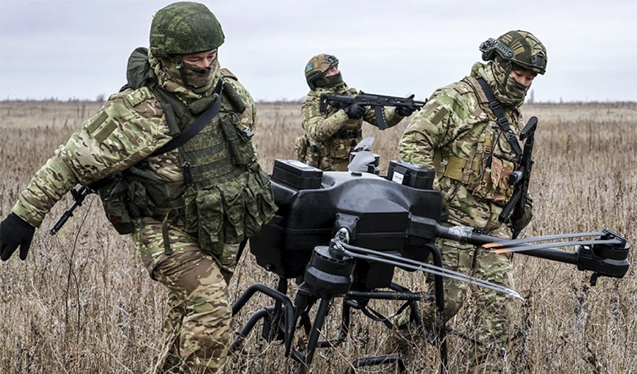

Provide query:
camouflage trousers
left=395, top=225, right=514, bottom=372
left=432, top=232, right=514, bottom=370
left=132, top=217, right=236, bottom=374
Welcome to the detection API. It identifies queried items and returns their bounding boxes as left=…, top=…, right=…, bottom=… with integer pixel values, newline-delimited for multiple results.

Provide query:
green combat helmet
left=304, top=53, right=343, bottom=89
left=150, top=2, right=225, bottom=58
left=479, top=30, right=547, bottom=75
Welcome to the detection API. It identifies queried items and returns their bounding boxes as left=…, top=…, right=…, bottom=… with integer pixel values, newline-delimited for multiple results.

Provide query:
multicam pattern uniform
left=299, top=85, right=404, bottom=171
left=398, top=61, right=525, bottom=366
left=12, top=57, right=272, bottom=373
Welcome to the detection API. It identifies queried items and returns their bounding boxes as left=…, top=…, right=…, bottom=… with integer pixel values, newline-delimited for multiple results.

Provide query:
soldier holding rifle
left=296, top=53, right=420, bottom=171
left=398, top=30, right=547, bottom=372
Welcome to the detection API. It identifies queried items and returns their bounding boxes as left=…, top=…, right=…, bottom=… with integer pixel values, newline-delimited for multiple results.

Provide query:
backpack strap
left=150, top=78, right=224, bottom=156
left=121, top=47, right=225, bottom=156
left=477, top=78, right=522, bottom=157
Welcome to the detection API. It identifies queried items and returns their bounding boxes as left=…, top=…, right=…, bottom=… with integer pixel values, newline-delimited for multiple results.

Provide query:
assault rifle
left=50, top=185, right=96, bottom=235
left=319, top=92, right=427, bottom=130
left=499, top=116, right=537, bottom=238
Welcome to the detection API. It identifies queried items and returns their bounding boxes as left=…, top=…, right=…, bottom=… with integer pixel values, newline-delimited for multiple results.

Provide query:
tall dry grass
left=0, top=100, right=635, bottom=373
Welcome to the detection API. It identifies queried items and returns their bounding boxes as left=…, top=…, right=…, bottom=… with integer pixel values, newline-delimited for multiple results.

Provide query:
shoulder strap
left=151, top=78, right=224, bottom=156
left=476, top=78, right=522, bottom=157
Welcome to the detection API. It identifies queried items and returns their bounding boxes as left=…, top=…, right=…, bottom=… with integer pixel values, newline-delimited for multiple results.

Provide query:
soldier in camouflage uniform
left=295, top=53, right=415, bottom=171
left=0, top=2, right=276, bottom=373
left=397, top=30, right=547, bottom=371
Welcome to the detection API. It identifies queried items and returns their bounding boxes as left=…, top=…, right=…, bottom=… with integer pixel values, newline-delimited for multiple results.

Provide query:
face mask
left=180, top=61, right=217, bottom=89
left=162, top=57, right=219, bottom=91
left=313, top=71, right=344, bottom=89
left=492, top=58, right=529, bottom=103
left=324, top=72, right=343, bottom=88
left=504, top=73, right=531, bottom=101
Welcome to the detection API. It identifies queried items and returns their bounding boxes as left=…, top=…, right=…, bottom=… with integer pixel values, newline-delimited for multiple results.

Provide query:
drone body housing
left=250, top=159, right=441, bottom=290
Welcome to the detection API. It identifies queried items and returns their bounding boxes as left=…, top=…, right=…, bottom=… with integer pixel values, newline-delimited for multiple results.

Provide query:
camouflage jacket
left=300, top=85, right=404, bottom=171
left=13, top=67, right=259, bottom=229
left=399, top=62, right=525, bottom=232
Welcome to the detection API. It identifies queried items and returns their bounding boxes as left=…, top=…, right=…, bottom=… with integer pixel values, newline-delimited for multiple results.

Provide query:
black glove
left=0, top=213, right=36, bottom=261
left=396, top=105, right=416, bottom=117
left=343, top=102, right=366, bottom=119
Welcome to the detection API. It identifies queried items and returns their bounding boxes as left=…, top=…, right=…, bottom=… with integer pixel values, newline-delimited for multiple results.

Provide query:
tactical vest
left=433, top=77, right=519, bottom=204
left=99, top=47, right=276, bottom=257
left=301, top=87, right=363, bottom=171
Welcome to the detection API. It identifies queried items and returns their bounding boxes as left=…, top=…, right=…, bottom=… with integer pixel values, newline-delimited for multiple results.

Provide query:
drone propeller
left=337, top=241, right=523, bottom=300
left=348, top=136, right=377, bottom=173
left=481, top=230, right=625, bottom=254
left=481, top=231, right=606, bottom=249
left=489, top=239, right=623, bottom=254
left=353, top=136, right=374, bottom=152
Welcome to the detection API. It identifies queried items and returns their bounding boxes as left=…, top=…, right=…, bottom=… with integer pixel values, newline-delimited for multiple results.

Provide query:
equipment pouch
left=185, top=187, right=224, bottom=257
left=184, top=168, right=276, bottom=258
left=243, top=167, right=278, bottom=238
left=220, top=178, right=245, bottom=244
left=294, top=135, right=308, bottom=162
left=220, top=113, right=255, bottom=166
left=330, top=138, right=355, bottom=161
left=97, top=175, right=134, bottom=235
left=472, top=156, right=516, bottom=204
left=306, top=143, right=321, bottom=168
left=127, top=181, right=159, bottom=218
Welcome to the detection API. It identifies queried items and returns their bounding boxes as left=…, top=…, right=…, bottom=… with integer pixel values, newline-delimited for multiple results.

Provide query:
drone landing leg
left=429, top=244, right=449, bottom=371
left=229, top=283, right=296, bottom=355
left=291, top=297, right=333, bottom=374
left=317, top=299, right=351, bottom=348
left=261, top=278, right=290, bottom=343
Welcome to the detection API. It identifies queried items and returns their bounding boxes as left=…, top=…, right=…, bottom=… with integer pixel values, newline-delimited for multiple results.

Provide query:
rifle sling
left=151, top=79, right=224, bottom=157
left=476, top=78, right=522, bottom=158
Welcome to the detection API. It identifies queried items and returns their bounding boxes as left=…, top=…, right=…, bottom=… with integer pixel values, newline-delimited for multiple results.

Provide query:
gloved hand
left=0, top=213, right=36, bottom=261
left=343, top=102, right=366, bottom=119
left=511, top=201, right=533, bottom=235
left=396, top=105, right=416, bottom=117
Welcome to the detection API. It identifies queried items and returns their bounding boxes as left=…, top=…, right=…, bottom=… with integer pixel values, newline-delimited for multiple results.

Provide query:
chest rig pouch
left=310, top=87, right=363, bottom=170
left=436, top=79, right=520, bottom=205
left=473, top=78, right=522, bottom=204
left=98, top=48, right=277, bottom=263
left=469, top=134, right=518, bottom=204
left=179, top=82, right=277, bottom=260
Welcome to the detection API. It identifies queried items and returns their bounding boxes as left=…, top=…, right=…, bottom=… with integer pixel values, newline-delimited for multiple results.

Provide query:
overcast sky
left=1, top=0, right=636, bottom=103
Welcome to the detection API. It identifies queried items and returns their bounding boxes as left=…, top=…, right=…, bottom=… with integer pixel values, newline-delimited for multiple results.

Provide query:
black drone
left=229, top=145, right=630, bottom=374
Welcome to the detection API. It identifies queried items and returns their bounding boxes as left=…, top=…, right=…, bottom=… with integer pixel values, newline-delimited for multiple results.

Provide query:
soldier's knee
left=443, top=299, right=463, bottom=320
left=192, top=295, right=232, bottom=321
left=420, top=298, right=463, bottom=325
left=442, top=284, right=467, bottom=318
left=183, top=290, right=232, bottom=343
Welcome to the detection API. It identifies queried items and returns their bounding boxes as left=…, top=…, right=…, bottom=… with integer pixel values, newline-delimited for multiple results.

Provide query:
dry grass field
left=0, top=100, right=635, bottom=374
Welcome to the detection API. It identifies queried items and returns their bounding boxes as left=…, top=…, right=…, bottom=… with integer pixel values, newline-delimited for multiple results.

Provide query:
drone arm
left=434, top=224, right=629, bottom=279
left=408, top=217, right=629, bottom=280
